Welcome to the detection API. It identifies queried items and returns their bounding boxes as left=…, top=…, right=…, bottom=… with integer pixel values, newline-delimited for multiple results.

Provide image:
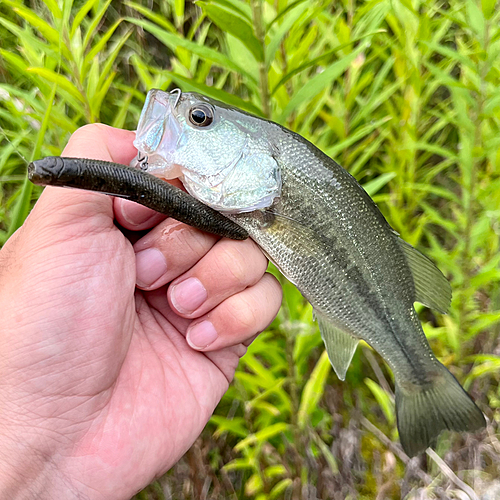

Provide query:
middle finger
left=168, top=237, right=268, bottom=318
left=133, top=218, right=219, bottom=289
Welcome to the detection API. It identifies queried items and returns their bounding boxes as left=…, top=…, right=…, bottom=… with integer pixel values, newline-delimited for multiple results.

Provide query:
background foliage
left=1, top=0, right=500, bottom=498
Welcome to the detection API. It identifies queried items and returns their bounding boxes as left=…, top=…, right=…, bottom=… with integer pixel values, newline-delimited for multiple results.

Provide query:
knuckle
left=264, top=273, right=283, bottom=303
left=157, top=219, right=212, bottom=255
left=176, top=223, right=213, bottom=257
left=229, top=295, right=259, bottom=333
left=218, top=245, right=252, bottom=286
left=70, top=123, right=108, bottom=143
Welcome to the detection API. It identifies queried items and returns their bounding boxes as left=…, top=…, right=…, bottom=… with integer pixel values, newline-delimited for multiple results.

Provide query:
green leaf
left=0, top=18, right=60, bottom=68
left=125, top=1, right=177, bottom=32
left=26, top=67, right=85, bottom=103
left=272, top=31, right=383, bottom=95
left=267, top=0, right=308, bottom=30
left=162, top=71, right=264, bottom=116
left=245, top=473, right=264, bottom=496
left=364, top=378, right=395, bottom=425
left=269, top=479, right=293, bottom=499
left=241, top=353, right=277, bottom=384
left=326, top=116, right=391, bottom=158
left=312, top=431, right=339, bottom=473
left=197, top=1, right=264, bottom=62
left=279, top=44, right=366, bottom=121
left=298, top=350, right=331, bottom=429
left=91, top=71, right=116, bottom=122
left=95, top=29, right=132, bottom=92
left=363, top=172, right=396, bottom=196
left=70, top=0, right=100, bottom=38
left=130, top=54, right=155, bottom=89
left=207, top=0, right=252, bottom=21
left=264, top=464, right=287, bottom=478
left=82, top=0, right=113, bottom=51
left=210, top=415, right=248, bottom=437
left=7, top=82, right=58, bottom=237
left=234, top=423, right=289, bottom=451
left=84, top=19, right=123, bottom=68
left=174, top=0, right=185, bottom=28
left=223, top=458, right=254, bottom=471
left=464, top=355, right=500, bottom=389
left=405, top=183, right=460, bottom=204
left=420, top=41, right=475, bottom=71
left=0, top=48, right=29, bottom=74
left=10, top=4, right=60, bottom=46
left=41, top=0, right=62, bottom=19
left=111, top=91, right=133, bottom=129
left=265, top=1, right=309, bottom=68
left=481, top=0, right=496, bottom=19
left=466, top=0, right=485, bottom=40
left=127, top=17, right=257, bottom=84
left=351, top=80, right=401, bottom=129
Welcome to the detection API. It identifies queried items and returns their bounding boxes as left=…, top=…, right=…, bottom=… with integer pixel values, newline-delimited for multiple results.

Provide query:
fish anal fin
left=398, top=238, right=452, bottom=314
left=315, top=310, right=358, bottom=381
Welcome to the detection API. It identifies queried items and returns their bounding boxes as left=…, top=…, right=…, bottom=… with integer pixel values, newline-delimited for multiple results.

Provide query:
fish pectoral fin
left=397, top=238, right=452, bottom=314
left=315, top=311, right=358, bottom=381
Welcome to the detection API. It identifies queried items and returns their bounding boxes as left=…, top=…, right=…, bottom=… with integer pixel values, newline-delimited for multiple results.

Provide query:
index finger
left=64, top=124, right=168, bottom=230
left=63, top=123, right=137, bottom=164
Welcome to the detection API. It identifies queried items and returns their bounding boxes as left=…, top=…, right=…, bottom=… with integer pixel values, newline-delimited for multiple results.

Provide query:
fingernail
left=170, top=278, right=207, bottom=314
left=135, top=248, right=167, bottom=287
left=187, top=321, right=218, bottom=349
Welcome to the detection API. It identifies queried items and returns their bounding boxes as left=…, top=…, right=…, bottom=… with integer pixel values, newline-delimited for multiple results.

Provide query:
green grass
left=1, top=0, right=500, bottom=498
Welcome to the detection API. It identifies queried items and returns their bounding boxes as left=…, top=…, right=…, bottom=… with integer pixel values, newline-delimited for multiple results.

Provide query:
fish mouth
left=133, top=89, right=183, bottom=178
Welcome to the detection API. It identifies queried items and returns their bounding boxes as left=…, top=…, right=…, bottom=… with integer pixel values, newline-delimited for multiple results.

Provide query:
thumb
left=28, top=124, right=137, bottom=229
left=0, top=125, right=137, bottom=281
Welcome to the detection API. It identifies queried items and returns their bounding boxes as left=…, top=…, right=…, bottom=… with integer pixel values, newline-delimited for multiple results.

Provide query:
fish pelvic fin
left=397, top=238, right=452, bottom=314
left=395, top=363, right=485, bottom=457
left=315, top=310, right=358, bottom=381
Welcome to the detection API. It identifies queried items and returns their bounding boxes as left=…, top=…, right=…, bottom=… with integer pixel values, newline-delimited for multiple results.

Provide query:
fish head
left=134, top=89, right=281, bottom=213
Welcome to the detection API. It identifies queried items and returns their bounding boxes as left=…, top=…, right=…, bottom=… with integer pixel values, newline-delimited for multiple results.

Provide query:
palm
left=75, top=293, right=234, bottom=497
left=3, top=191, right=235, bottom=497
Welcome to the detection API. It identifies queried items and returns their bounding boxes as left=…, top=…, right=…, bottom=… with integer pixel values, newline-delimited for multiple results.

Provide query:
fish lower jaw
left=146, top=160, right=183, bottom=180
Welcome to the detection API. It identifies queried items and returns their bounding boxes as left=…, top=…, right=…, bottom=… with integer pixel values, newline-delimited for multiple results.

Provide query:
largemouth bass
left=133, top=89, right=485, bottom=457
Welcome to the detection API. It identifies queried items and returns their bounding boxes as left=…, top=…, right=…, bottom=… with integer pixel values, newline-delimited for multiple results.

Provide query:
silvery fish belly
left=134, top=89, right=485, bottom=457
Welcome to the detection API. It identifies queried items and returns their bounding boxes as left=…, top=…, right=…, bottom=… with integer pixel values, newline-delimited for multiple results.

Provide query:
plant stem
left=251, top=0, right=271, bottom=118
left=458, top=20, right=490, bottom=338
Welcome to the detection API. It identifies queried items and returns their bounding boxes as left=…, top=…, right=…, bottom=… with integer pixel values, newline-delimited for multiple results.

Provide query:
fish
left=28, top=156, right=248, bottom=240
left=133, top=88, right=485, bottom=457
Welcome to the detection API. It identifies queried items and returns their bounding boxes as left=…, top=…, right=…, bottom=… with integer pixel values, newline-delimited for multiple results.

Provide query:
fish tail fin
left=395, top=363, right=485, bottom=457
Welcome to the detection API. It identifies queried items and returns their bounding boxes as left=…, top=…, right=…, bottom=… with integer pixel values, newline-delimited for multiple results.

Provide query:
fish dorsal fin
left=315, top=310, right=359, bottom=381
left=398, top=238, right=452, bottom=314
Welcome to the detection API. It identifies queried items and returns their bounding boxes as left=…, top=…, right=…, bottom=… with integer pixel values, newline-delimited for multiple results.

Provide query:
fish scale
left=229, top=133, right=432, bottom=381
left=134, top=89, right=485, bottom=457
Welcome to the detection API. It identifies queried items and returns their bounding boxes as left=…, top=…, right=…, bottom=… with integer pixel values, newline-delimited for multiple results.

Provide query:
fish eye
left=188, top=104, right=214, bottom=127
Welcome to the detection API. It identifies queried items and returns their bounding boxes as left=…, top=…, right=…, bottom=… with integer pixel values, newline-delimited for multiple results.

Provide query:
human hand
left=0, top=124, right=282, bottom=500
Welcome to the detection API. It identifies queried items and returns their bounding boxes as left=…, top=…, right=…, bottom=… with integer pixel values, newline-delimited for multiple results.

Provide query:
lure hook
left=170, top=88, right=182, bottom=109
left=136, top=151, right=149, bottom=171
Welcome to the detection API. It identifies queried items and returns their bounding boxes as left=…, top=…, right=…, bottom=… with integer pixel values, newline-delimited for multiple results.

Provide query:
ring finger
left=185, top=273, right=282, bottom=351
left=168, top=237, right=268, bottom=318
